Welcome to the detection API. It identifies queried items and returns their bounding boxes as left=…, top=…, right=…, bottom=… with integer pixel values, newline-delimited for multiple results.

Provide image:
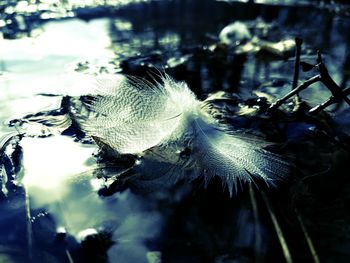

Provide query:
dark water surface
left=1, top=1, right=350, bottom=262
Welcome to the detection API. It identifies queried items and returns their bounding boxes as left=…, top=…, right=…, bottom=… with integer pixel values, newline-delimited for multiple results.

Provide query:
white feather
left=74, top=74, right=289, bottom=194
left=81, top=75, right=198, bottom=154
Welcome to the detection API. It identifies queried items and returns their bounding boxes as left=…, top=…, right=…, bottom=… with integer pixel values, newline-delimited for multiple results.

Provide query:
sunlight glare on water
left=21, top=136, right=96, bottom=204
left=0, top=18, right=114, bottom=142
left=0, top=19, right=113, bottom=99
left=20, top=135, right=162, bottom=263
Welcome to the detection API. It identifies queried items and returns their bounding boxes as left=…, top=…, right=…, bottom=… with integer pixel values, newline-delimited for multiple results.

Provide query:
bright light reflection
left=20, top=135, right=162, bottom=263
left=21, top=136, right=96, bottom=197
left=78, top=228, right=98, bottom=241
left=0, top=18, right=114, bottom=119
left=1, top=19, right=113, bottom=62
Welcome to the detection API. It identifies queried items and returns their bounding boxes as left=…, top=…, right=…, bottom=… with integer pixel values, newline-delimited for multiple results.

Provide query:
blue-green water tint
left=1, top=0, right=350, bottom=262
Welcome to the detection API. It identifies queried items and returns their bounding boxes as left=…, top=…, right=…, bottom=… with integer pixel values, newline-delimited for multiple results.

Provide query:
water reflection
left=1, top=1, right=350, bottom=105
left=1, top=0, right=350, bottom=262
left=0, top=19, right=113, bottom=120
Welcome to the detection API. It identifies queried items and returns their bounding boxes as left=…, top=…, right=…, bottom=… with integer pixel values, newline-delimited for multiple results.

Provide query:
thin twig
left=53, top=195, right=75, bottom=263
left=269, top=51, right=350, bottom=113
left=294, top=208, right=320, bottom=263
left=260, top=191, right=293, bottom=263
left=66, top=249, right=75, bottom=263
left=309, top=86, right=350, bottom=114
left=292, top=38, right=303, bottom=91
left=309, top=96, right=337, bottom=114
left=249, top=184, right=263, bottom=263
left=24, top=186, right=33, bottom=260
left=269, top=75, right=321, bottom=111
left=316, top=52, right=350, bottom=106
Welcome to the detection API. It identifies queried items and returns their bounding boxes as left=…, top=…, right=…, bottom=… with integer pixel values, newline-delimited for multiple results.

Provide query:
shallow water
left=1, top=0, right=350, bottom=262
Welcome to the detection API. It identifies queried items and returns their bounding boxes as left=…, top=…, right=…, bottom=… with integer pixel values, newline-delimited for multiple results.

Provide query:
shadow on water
left=1, top=0, right=350, bottom=263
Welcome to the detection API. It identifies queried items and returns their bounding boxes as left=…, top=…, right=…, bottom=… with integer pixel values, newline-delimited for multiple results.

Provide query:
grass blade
left=295, top=208, right=320, bottom=263
left=260, top=191, right=293, bottom=263
left=249, top=183, right=264, bottom=263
